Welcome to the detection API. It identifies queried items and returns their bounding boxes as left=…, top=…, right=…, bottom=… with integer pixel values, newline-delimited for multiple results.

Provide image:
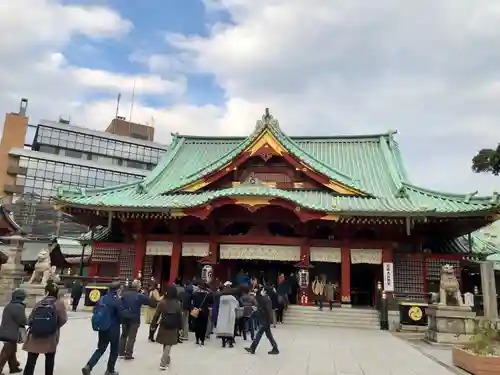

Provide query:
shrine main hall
left=55, top=110, right=499, bottom=306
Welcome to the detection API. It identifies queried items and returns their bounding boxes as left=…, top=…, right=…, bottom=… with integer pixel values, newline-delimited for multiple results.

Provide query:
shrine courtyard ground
left=11, top=310, right=465, bottom=375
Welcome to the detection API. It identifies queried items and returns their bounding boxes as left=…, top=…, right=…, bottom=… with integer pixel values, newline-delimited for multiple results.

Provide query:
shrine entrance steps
left=284, top=305, right=380, bottom=330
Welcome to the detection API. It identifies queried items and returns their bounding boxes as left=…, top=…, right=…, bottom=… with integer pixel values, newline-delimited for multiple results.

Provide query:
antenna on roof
left=115, top=93, right=121, bottom=119
left=129, top=80, right=136, bottom=122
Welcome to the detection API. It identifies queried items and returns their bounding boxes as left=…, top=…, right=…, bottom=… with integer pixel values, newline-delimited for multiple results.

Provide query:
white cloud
left=0, top=0, right=183, bottom=134
left=0, top=0, right=132, bottom=53
left=71, top=68, right=185, bottom=95
left=1, top=0, right=500, bottom=196
left=156, top=0, right=500, bottom=193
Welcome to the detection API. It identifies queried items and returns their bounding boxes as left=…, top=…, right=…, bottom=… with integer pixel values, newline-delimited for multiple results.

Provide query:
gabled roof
left=139, top=110, right=370, bottom=196
left=0, top=200, right=24, bottom=235
left=55, top=110, right=500, bottom=216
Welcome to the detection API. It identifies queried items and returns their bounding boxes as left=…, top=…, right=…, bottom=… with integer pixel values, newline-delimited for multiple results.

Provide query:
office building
left=0, top=99, right=168, bottom=238
left=106, top=116, right=155, bottom=141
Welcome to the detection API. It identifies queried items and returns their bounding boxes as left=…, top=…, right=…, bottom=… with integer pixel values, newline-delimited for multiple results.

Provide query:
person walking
left=0, top=289, right=27, bottom=374
left=244, top=286, right=279, bottom=355
left=70, top=280, right=84, bottom=312
left=312, top=276, right=326, bottom=310
left=214, top=287, right=239, bottom=348
left=179, top=283, right=192, bottom=341
left=270, top=285, right=281, bottom=326
left=150, top=285, right=182, bottom=371
left=190, top=282, right=212, bottom=346
left=325, top=280, right=335, bottom=310
left=145, top=283, right=161, bottom=342
left=239, top=285, right=257, bottom=341
left=82, top=282, right=124, bottom=375
left=119, top=280, right=156, bottom=359
left=23, top=283, right=68, bottom=375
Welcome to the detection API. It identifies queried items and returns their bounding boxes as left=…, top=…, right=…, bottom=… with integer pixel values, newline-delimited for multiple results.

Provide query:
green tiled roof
left=56, top=184, right=496, bottom=215
left=55, top=113, right=500, bottom=216
left=427, top=222, right=500, bottom=255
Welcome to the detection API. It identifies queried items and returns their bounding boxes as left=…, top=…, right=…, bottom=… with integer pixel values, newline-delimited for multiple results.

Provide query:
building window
left=62, top=149, right=83, bottom=159
left=38, top=145, right=58, bottom=154
left=126, top=160, right=146, bottom=169
left=35, top=126, right=165, bottom=164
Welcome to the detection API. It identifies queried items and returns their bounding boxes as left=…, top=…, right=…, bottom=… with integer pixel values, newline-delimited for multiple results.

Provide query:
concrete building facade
left=0, top=99, right=167, bottom=238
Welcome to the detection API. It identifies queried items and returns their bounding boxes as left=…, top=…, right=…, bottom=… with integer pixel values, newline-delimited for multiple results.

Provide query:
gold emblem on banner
left=408, top=306, right=423, bottom=321
left=89, top=289, right=101, bottom=303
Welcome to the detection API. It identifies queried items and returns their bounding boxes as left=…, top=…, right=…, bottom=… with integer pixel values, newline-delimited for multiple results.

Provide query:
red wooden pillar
left=340, top=246, right=351, bottom=306
left=168, top=240, right=181, bottom=285
left=88, top=262, right=98, bottom=277
left=133, top=232, right=146, bottom=279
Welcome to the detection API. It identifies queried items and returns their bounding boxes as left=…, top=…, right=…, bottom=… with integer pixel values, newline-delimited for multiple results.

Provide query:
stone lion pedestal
left=18, top=247, right=58, bottom=308
left=425, top=305, right=476, bottom=345
left=424, top=264, right=477, bottom=345
left=19, top=283, right=47, bottom=308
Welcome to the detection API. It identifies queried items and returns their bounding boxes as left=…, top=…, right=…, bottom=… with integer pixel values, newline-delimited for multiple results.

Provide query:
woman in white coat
left=215, top=287, right=240, bottom=348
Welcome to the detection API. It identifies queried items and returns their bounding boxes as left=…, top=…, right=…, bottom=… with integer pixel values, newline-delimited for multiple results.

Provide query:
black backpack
left=29, top=299, right=58, bottom=338
left=161, top=311, right=181, bottom=330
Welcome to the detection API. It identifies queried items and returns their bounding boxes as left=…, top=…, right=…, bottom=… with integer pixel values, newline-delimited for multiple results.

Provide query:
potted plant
left=452, top=318, right=500, bottom=375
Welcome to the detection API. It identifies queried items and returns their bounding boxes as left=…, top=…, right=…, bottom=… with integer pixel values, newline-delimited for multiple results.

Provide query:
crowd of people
left=0, top=270, right=291, bottom=375
left=80, top=273, right=284, bottom=373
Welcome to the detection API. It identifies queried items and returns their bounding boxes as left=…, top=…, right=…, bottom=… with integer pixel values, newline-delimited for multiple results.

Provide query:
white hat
left=223, top=281, right=232, bottom=287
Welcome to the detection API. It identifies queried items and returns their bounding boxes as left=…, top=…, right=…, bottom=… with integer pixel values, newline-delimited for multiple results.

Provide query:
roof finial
left=263, top=108, right=273, bottom=123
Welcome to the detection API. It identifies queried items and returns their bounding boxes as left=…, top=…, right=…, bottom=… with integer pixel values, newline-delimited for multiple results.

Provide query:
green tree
left=472, top=144, right=500, bottom=175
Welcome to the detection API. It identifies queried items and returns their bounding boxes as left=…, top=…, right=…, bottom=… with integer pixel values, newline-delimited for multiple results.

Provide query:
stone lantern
left=0, top=234, right=26, bottom=305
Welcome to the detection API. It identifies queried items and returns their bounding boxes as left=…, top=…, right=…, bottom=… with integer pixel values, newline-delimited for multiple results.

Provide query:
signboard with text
left=383, top=262, right=394, bottom=292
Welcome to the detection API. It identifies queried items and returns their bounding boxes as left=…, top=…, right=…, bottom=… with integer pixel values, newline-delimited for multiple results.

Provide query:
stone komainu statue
left=438, top=264, right=464, bottom=306
left=27, top=249, right=57, bottom=285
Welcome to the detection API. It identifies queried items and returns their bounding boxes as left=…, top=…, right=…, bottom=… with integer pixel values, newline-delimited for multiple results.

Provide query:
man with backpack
left=82, top=282, right=124, bottom=375
left=118, top=280, right=156, bottom=360
left=23, top=282, right=68, bottom=375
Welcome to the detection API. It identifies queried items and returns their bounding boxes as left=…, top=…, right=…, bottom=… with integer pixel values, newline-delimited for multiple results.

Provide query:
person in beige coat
left=312, top=277, right=326, bottom=310
left=146, top=284, right=162, bottom=342
left=23, top=283, right=67, bottom=375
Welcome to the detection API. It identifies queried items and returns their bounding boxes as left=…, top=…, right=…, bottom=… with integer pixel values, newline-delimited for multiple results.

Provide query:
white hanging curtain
left=310, top=247, right=341, bottom=263
left=350, top=248, right=382, bottom=264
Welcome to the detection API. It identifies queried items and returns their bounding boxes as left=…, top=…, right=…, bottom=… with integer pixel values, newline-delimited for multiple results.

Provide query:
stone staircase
left=284, top=305, right=380, bottom=330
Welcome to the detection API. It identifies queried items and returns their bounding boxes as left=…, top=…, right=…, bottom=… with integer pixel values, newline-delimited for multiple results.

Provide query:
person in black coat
left=0, top=289, right=27, bottom=374
left=71, top=279, right=84, bottom=312
left=244, top=286, right=279, bottom=355
left=190, top=283, right=213, bottom=346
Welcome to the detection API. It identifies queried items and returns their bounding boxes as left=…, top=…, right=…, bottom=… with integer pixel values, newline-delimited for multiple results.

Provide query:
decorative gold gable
left=179, top=110, right=365, bottom=196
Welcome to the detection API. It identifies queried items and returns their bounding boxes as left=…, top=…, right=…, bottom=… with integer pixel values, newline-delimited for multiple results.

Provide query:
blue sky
left=62, top=0, right=226, bottom=108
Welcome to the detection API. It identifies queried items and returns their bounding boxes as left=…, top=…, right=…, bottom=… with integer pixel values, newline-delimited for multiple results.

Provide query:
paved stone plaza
left=10, top=314, right=460, bottom=375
